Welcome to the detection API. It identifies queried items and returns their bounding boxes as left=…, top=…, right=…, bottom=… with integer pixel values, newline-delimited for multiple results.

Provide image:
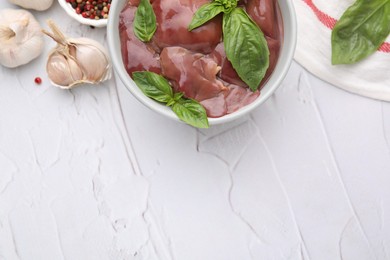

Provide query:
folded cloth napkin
left=293, top=0, right=390, bottom=101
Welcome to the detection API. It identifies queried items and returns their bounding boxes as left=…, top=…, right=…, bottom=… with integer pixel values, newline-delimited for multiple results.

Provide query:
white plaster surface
left=0, top=2, right=390, bottom=260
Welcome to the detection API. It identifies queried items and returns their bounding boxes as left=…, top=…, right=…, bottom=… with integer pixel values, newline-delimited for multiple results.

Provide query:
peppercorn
left=68, top=0, right=111, bottom=20
left=34, top=77, right=42, bottom=85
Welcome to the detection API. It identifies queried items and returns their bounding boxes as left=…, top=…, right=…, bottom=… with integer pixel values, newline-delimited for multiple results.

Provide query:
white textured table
left=1, top=2, right=390, bottom=260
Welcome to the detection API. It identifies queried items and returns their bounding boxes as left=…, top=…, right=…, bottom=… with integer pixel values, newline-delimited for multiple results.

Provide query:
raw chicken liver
left=119, top=4, right=161, bottom=75
left=152, top=0, right=222, bottom=53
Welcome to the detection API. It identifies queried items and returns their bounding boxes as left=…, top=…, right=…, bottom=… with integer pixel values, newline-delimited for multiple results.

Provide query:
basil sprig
left=188, top=0, right=269, bottom=91
left=331, top=0, right=390, bottom=65
left=133, top=0, right=157, bottom=42
left=132, top=71, right=209, bottom=128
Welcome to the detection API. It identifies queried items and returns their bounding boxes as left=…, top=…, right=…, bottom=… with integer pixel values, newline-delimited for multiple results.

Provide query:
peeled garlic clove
left=7, top=0, right=54, bottom=11
left=68, top=38, right=112, bottom=83
left=0, top=9, right=44, bottom=68
left=46, top=52, right=83, bottom=89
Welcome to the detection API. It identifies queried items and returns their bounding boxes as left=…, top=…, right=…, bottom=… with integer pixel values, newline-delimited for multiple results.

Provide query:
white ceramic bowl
left=58, top=0, right=108, bottom=27
left=107, top=0, right=297, bottom=126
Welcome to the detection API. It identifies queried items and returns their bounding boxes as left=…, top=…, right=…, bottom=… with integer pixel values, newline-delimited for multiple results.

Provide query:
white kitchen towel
left=293, top=0, right=390, bottom=101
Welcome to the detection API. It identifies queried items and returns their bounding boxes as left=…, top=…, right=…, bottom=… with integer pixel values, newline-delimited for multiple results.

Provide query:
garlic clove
left=7, top=0, right=54, bottom=11
left=0, top=9, right=44, bottom=68
left=69, top=38, right=112, bottom=83
left=46, top=52, right=83, bottom=89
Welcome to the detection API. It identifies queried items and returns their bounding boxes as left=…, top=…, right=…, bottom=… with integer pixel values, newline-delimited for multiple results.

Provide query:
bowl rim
left=107, top=0, right=297, bottom=126
left=58, top=0, right=107, bottom=27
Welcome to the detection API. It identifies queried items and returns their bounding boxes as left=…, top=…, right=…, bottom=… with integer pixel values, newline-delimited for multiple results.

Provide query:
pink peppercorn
left=34, top=77, right=42, bottom=85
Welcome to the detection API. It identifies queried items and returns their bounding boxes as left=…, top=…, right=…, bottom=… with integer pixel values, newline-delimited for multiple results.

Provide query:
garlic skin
left=43, top=20, right=112, bottom=89
left=7, top=0, right=54, bottom=11
left=0, top=9, right=44, bottom=68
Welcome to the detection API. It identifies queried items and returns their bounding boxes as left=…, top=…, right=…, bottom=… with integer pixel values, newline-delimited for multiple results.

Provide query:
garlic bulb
left=7, top=0, right=53, bottom=11
left=42, top=20, right=111, bottom=89
left=0, top=9, right=44, bottom=68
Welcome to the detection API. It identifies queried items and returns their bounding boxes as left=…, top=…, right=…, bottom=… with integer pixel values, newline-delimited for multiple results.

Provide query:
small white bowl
left=58, top=0, right=107, bottom=27
left=107, top=0, right=297, bottom=126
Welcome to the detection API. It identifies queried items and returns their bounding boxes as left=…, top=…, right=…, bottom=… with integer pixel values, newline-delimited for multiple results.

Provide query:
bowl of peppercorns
left=58, top=0, right=111, bottom=27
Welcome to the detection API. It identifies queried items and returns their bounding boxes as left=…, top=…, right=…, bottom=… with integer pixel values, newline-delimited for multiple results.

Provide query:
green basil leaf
left=132, top=71, right=173, bottom=103
left=188, top=2, right=225, bottom=31
left=172, top=99, right=209, bottom=128
left=331, top=0, right=390, bottom=64
left=133, top=0, right=157, bottom=42
left=223, top=8, right=269, bottom=91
